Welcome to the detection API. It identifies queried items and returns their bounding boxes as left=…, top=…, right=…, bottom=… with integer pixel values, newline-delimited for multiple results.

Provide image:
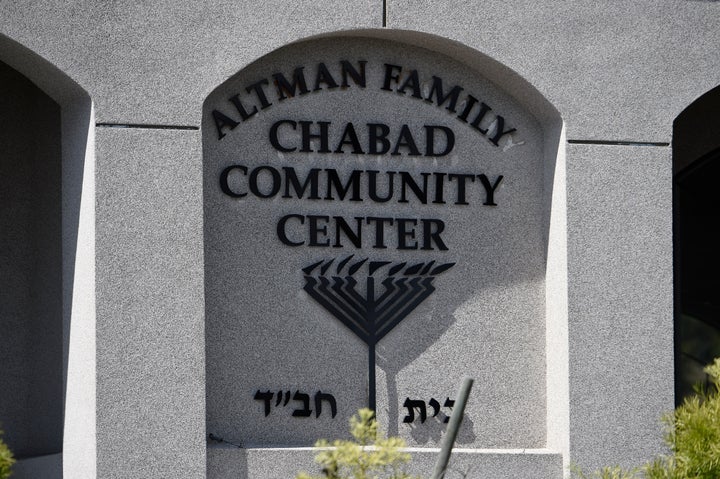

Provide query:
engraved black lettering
left=249, top=166, right=281, bottom=198
left=421, top=219, right=448, bottom=251
left=396, top=218, right=418, bottom=250
left=424, top=125, right=455, bottom=156
left=334, top=216, right=363, bottom=248
left=366, top=217, right=393, bottom=249
left=308, top=215, right=331, bottom=247
left=478, top=174, right=503, bottom=206
left=269, top=120, right=297, bottom=152
left=325, top=169, right=362, bottom=201
left=367, top=170, right=395, bottom=202
left=277, top=214, right=305, bottom=246
left=245, top=79, right=272, bottom=109
left=313, top=62, right=339, bottom=91
left=391, top=125, right=421, bottom=156
left=341, top=60, right=367, bottom=88
left=334, top=123, right=365, bottom=154
left=457, top=94, right=478, bottom=123
left=488, top=116, right=516, bottom=146
left=300, top=121, right=331, bottom=153
left=282, top=167, right=320, bottom=199
left=228, top=94, right=258, bottom=121
left=448, top=173, right=476, bottom=205
left=399, top=172, right=429, bottom=204
left=273, top=67, right=310, bottom=100
left=381, top=63, right=402, bottom=91
left=397, top=69, right=422, bottom=98
left=469, top=102, right=492, bottom=134
left=425, top=76, right=463, bottom=113
left=212, top=109, right=239, bottom=140
left=219, top=165, right=248, bottom=198
left=432, top=172, right=446, bottom=204
left=368, top=123, right=391, bottom=155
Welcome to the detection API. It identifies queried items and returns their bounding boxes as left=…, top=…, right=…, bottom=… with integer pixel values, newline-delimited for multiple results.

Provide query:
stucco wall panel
left=389, top=0, right=720, bottom=142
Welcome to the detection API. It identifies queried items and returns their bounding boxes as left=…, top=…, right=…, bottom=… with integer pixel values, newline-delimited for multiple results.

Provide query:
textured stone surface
left=208, top=446, right=563, bottom=479
left=203, top=37, right=551, bottom=449
left=545, top=127, right=569, bottom=469
left=566, top=143, right=674, bottom=471
left=0, top=0, right=717, bottom=139
left=0, top=0, right=379, bottom=125
left=95, top=128, right=205, bottom=478
left=0, top=2, right=696, bottom=477
left=60, top=85, right=96, bottom=479
left=388, top=0, right=720, bottom=142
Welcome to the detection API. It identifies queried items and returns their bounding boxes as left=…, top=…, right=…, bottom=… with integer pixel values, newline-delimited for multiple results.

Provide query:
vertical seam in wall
left=383, top=0, right=387, bottom=27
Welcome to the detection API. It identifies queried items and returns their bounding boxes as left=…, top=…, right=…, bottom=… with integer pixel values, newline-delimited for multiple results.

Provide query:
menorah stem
left=367, top=275, right=377, bottom=412
left=368, top=342, right=376, bottom=412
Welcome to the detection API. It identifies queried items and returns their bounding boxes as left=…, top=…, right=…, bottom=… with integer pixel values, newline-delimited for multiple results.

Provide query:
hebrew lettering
left=403, top=397, right=456, bottom=424
left=253, top=389, right=337, bottom=419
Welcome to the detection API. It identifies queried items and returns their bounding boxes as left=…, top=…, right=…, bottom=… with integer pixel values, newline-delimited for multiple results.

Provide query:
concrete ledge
left=208, top=445, right=563, bottom=479
left=13, top=453, right=62, bottom=479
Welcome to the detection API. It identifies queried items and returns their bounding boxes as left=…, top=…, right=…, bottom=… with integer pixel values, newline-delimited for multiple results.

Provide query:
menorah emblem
left=303, top=256, right=455, bottom=410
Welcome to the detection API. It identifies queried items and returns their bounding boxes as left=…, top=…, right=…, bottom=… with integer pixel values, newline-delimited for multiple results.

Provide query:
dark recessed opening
left=673, top=84, right=720, bottom=405
left=0, top=59, right=63, bottom=458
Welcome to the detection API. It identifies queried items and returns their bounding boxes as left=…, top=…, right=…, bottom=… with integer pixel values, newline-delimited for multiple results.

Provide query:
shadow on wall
left=0, top=57, right=64, bottom=461
left=0, top=33, right=94, bottom=479
left=203, top=29, right=563, bottom=479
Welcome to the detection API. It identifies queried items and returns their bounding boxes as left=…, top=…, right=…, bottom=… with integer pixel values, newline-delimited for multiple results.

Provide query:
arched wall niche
left=673, top=85, right=720, bottom=175
left=202, top=29, right=566, bottom=466
left=0, top=33, right=95, bottom=479
left=673, top=84, right=720, bottom=405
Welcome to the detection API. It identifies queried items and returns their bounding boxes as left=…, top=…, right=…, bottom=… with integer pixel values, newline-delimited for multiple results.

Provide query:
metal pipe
left=368, top=343, right=376, bottom=411
left=431, top=377, right=474, bottom=479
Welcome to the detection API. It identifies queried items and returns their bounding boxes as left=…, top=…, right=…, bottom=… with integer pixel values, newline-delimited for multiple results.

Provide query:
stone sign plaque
left=203, top=37, right=546, bottom=448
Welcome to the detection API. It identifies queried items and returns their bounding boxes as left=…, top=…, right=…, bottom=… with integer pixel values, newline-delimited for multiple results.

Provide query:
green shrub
left=570, top=464, right=641, bottom=479
left=0, top=427, right=15, bottom=479
left=296, top=408, right=419, bottom=479
left=573, top=358, right=720, bottom=479
left=645, top=358, right=720, bottom=479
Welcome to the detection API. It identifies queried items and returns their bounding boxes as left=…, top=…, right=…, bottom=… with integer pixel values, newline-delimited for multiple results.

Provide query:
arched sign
left=203, top=36, right=548, bottom=448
